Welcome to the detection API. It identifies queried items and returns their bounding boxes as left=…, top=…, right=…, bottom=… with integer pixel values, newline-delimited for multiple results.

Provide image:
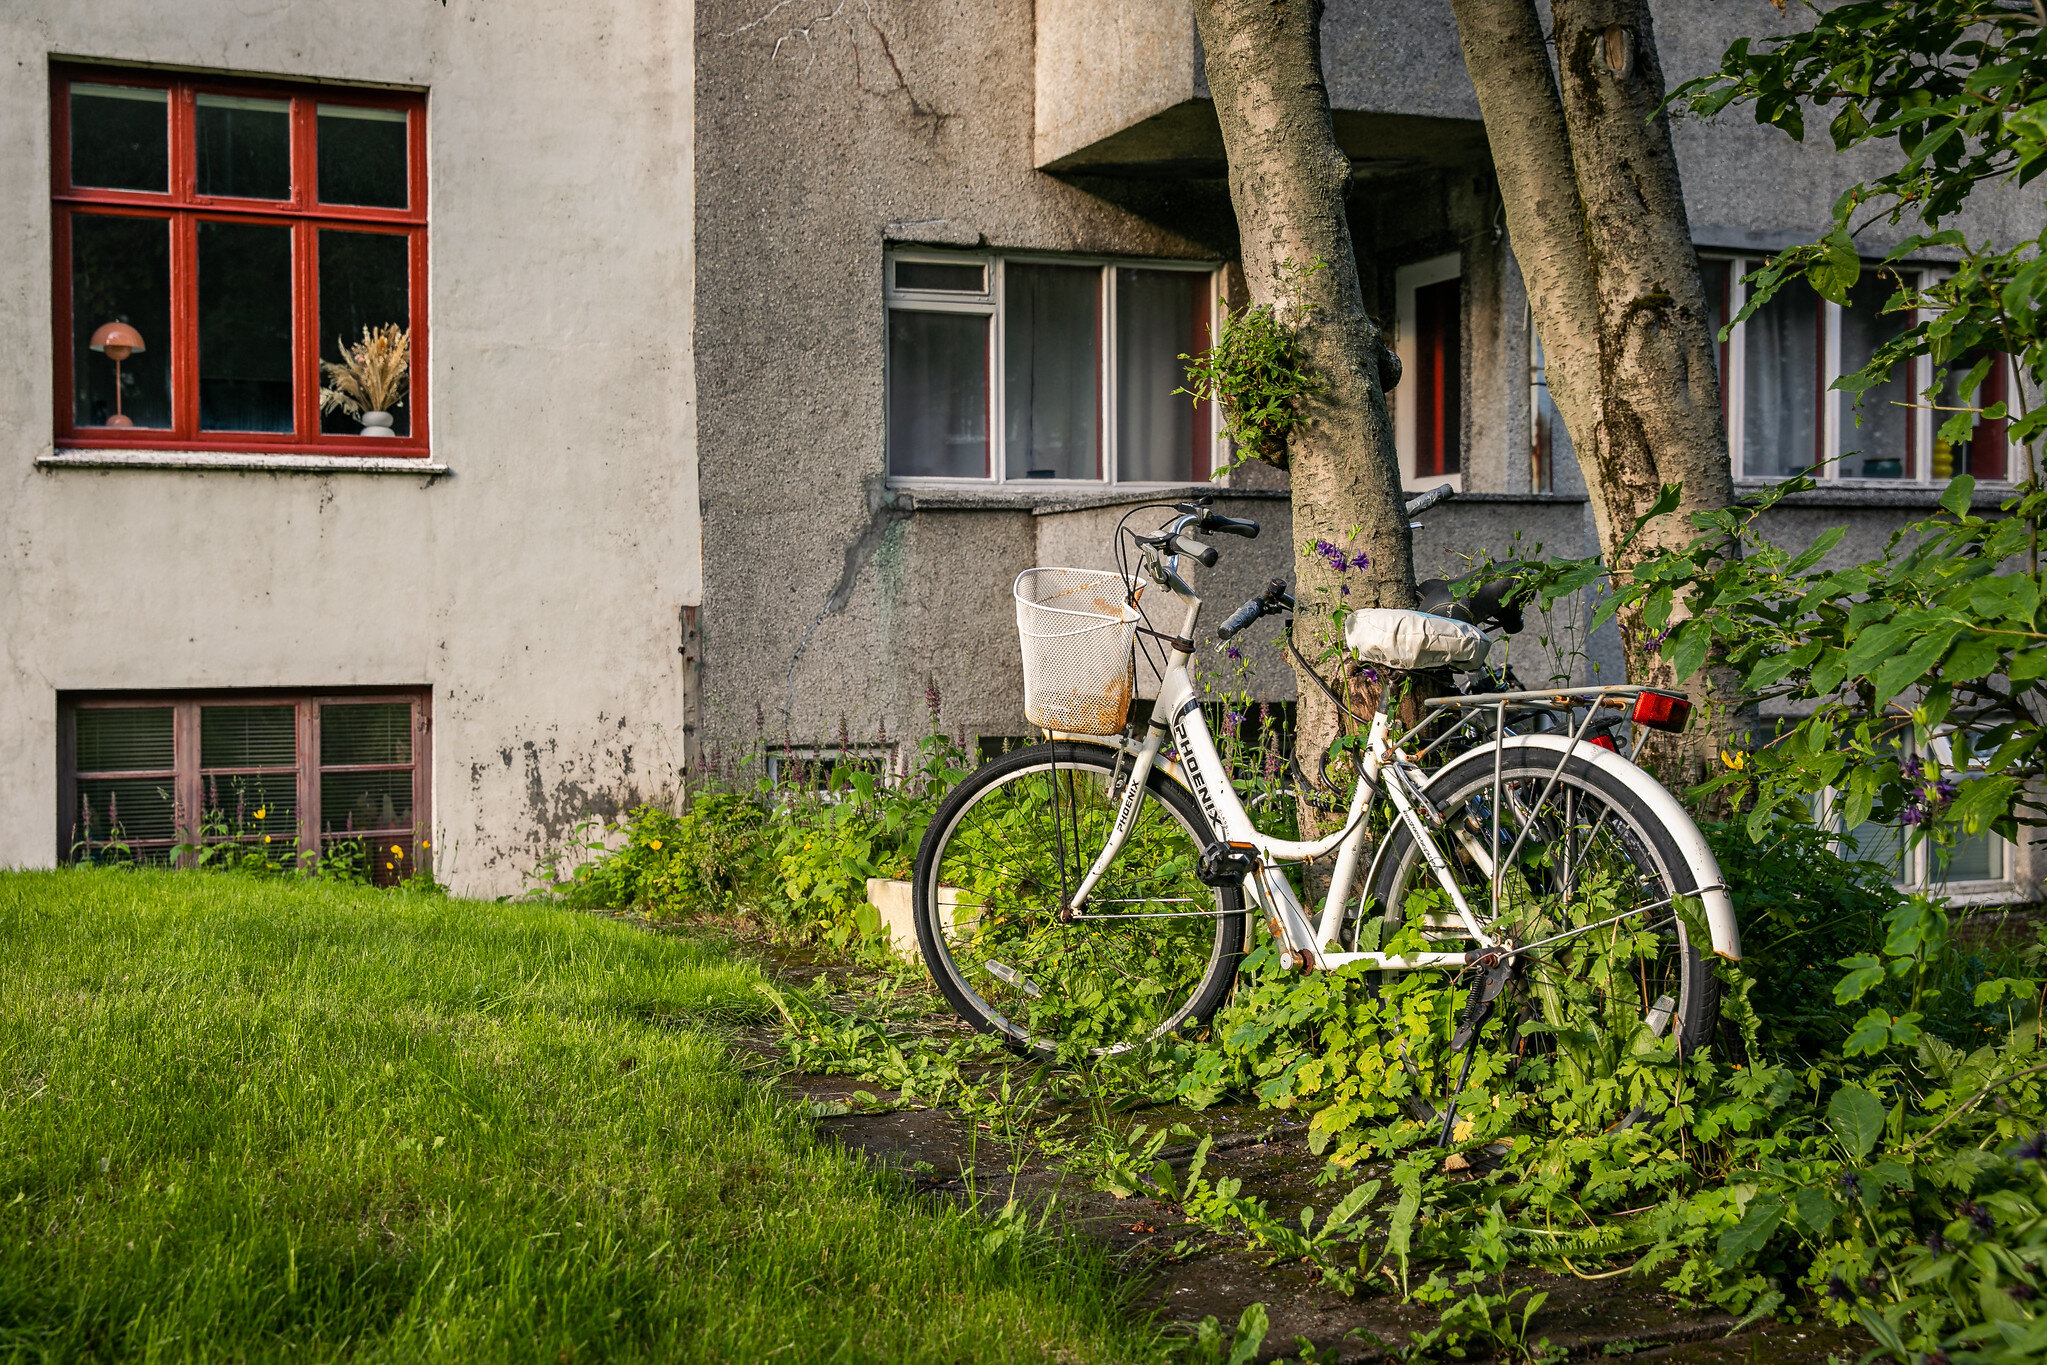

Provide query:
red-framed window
left=59, top=688, right=432, bottom=883
left=51, top=65, right=428, bottom=455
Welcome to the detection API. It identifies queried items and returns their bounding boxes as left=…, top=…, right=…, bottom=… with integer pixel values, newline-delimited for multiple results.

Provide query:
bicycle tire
left=912, top=741, right=1245, bottom=1059
left=1363, top=746, right=1719, bottom=1131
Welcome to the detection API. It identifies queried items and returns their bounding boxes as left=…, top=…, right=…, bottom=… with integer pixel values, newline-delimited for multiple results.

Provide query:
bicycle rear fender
left=1440, top=733, right=1742, bottom=962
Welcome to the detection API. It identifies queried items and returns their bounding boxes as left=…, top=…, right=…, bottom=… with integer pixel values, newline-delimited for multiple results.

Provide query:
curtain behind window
left=1116, top=269, right=1199, bottom=483
left=1838, top=274, right=1913, bottom=478
left=1742, top=286, right=1821, bottom=478
left=1004, top=263, right=1099, bottom=480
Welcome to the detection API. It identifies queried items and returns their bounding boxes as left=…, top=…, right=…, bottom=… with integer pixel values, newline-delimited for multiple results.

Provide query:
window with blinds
left=60, top=690, right=429, bottom=881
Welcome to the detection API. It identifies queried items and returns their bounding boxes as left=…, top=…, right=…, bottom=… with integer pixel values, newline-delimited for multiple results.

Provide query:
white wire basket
left=1014, top=567, right=1140, bottom=735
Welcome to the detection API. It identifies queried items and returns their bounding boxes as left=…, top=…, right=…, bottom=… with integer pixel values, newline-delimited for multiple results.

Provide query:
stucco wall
left=0, top=0, right=698, bottom=893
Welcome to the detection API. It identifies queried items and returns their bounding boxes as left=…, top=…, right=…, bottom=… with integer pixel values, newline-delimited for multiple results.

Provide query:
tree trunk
left=1190, top=0, right=1419, bottom=823
left=1450, top=0, right=1736, bottom=782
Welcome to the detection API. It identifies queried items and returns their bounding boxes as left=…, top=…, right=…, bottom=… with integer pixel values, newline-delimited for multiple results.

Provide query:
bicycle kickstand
left=1435, top=956, right=1516, bottom=1149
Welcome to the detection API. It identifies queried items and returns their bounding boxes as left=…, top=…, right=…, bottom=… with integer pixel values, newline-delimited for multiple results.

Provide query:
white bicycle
left=911, top=492, right=1742, bottom=1134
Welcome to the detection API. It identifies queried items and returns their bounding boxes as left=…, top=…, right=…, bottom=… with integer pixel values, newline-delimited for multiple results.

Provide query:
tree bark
left=1450, top=0, right=1736, bottom=781
left=1190, top=0, right=1419, bottom=820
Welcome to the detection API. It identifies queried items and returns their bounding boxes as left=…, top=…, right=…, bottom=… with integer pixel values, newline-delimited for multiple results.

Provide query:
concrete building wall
left=0, top=0, right=698, bottom=893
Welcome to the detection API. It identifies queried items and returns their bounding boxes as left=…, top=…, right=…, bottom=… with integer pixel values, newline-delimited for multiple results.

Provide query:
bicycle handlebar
left=1403, top=483, right=1455, bottom=518
left=1216, top=577, right=1293, bottom=639
left=1203, top=513, right=1260, bottom=539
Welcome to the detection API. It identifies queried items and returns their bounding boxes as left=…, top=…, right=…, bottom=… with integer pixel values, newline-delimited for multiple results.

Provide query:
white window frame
left=764, top=745, right=900, bottom=799
left=1395, top=253, right=1464, bottom=494
left=1813, top=735, right=2016, bottom=903
left=1712, top=254, right=2019, bottom=487
left=883, top=249, right=1227, bottom=488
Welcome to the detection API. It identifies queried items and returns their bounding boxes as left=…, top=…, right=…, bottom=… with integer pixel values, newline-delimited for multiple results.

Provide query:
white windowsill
left=38, top=449, right=450, bottom=478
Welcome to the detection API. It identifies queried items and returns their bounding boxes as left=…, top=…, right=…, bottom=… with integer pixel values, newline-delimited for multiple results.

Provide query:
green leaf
left=1669, top=623, right=1713, bottom=681
left=1941, top=475, right=1977, bottom=516
left=1715, top=1193, right=1786, bottom=1269
left=1225, top=1303, right=1270, bottom=1365
left=1784, top=526, right=1847, bottom=576
left=1827, top=1085, right=1888, bottom=1159
left=1834, top=955, right=1886, bottom=1004
left=1870, top=624, right=1963, bottom=708
left=1792, top=1187, right=1837, bottom=1238
left=1807, top=229, right=1862, bottom=304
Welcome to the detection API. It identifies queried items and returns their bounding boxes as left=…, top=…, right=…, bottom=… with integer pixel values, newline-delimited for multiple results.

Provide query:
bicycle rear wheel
left=1362, top=746, right=1718, bottom=1138
left=912, top=741, right=1244, bottom=1059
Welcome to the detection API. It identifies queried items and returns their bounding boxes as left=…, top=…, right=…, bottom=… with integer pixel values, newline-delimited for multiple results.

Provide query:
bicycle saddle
left=1417, top=569, right=1530, bottom=636
left=1343, top=608, right=1491, bottom=671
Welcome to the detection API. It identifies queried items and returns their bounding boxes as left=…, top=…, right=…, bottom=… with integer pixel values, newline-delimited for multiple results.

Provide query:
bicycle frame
left=1055, top=533, right=1741, bottom=973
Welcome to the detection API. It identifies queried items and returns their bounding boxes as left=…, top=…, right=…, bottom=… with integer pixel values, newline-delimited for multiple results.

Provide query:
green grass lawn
left=0, top=870, right=1158, bottom=1363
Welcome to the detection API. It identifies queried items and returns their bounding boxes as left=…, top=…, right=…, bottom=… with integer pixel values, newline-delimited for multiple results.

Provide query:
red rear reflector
left=1633, top=691, right=1691, bottom=733
left=1589, top=734, right=1619, bottom=751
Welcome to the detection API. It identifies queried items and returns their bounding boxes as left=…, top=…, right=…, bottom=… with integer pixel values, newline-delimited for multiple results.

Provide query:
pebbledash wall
left=692, top=0, right=2042, bottom=903
left=0, top=0, right=699, bottom=894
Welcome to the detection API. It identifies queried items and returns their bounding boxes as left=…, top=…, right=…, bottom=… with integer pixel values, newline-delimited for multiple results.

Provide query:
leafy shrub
left=556, top=792, right=770, bottom=919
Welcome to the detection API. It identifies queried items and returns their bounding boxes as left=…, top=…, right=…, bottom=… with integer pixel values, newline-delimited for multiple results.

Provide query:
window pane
left=201, top=705, right=296, bottom=768
left=1004, top=264, right=1099, bottom=480
left=1936, top=830, right=2003, bottom=884
left=1838, top=274, right=1913, bottom=479
left=202, top=771, right=298, bottom=841
left=321, top=703, right=412, bottom=765
left=199, top=222, right=294, bottom=433
left=76, top=707, right=173, bottom=771
left=321, top=770, right=413, bottom=833
left=1741, top=285, right=1821, bottom=478
left=1700, top=258, right=1730, bottom=387
left=318, top=230, right=412, bottom=435
left=317, top=105, right=408, bottom=207
left=76, top=777, right=176, bottom=851
left=1937, top=352, right=2008, bottom=483
left=1412, top=277, right=1462, bottom=478
left=1115, top=269, right=1201, bottom=483
left=887, top=310, right=989, bottom=477
left=1843, top=819, right=1907, bottom=883
left=895, top=260, right=985, bottom=292
left=71, top=214, right=173, bottom=429
left=69, top=84, right=167, bottom=192
left=196, top=94, right=291, bottom=200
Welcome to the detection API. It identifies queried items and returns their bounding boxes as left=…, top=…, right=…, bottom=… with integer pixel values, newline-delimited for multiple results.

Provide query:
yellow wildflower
left=391, top=844, right=403, bottom=856
left=649, top=839, right=664, bottom=851
left=1721, top=748, right=1747, bottom=771
left=253, top=808, right=266, bottom=820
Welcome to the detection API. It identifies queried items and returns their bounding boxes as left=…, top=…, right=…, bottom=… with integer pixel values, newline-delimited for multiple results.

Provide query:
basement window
left=60, top=689, right=430, bottom=882
left=884, top=251, right=1221, bottom=486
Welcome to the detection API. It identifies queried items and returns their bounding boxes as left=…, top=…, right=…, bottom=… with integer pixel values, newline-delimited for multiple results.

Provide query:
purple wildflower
left=2010, top=1130, right=2047, bottom=1163
left=1226, top=710, right=1245, bottom=735
left=1960, top=1201, right=1994, bottom=1233
left=1349, top=551, right=1371, bottom=570
left=1226, top=644, right=1242, bottom=662
left=1926, top=1231, right=1949, bottom=1255
left=877, top=717, right=888, bottom=748
left=837, top=713, right=851, bottom=750
left=1839, top=1171, right=1862, bottom=1198
left=1934, top=778, right=1959, bottom=803
left=2010, top=1283, right=2038, bottom=1302
left=1360, top=666, right=1380, bottom=684
left=1901, top=807, right=1926, bottom=826
left=925, top=680, right=942, bottom=727
left=1826, top=1275, right=1854, bottom=1303
left=1903, top=753, right=1924, bottom=781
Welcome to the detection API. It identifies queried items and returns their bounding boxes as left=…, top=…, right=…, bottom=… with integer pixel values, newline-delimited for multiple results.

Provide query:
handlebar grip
left=1403, top=483, right=1456, bottom=518
left=1170, top=533, right=1220, bottom=568
left=1202, top=513, right=1260, bottom=539
left=1216, top=597, right=1265, bottom=639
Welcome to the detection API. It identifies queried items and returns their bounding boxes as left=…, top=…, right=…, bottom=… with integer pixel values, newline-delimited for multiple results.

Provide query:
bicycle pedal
left=1197, top=840, right=1258, bottom=887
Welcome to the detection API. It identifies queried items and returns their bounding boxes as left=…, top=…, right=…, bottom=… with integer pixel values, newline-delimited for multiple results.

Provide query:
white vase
left=359, top=411, right=395, bottom=437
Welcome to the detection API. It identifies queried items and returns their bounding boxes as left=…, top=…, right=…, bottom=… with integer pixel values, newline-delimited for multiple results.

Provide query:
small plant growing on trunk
left=1179, top=258, right=1327, bottom=472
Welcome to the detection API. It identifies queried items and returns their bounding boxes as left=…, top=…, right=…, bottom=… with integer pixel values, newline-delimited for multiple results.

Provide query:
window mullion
left=1821, top=298, right=1842, bottom=481
left=174, top=700, right=202, bottom=867
left=991, top=257, right=1006, bottom=484
left=297, top=698, right=320, bottom=870
left=295, top=219, right=317, bottom=442
left=1104, top=265, right=1118, bottom=485
left=1728, top=259, right=1748, bottom=478
left=172, top=211, right=199, bottom=439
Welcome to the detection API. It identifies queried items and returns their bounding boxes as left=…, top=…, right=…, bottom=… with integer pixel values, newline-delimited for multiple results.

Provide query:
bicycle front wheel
left=1363, top=746, right=1718, bottom=1135
left=912, top=741, right=1244, bottom=1059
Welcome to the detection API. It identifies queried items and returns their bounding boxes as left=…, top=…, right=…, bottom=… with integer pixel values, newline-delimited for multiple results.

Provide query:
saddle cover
left=1343, top=607, right=1491, bottom=671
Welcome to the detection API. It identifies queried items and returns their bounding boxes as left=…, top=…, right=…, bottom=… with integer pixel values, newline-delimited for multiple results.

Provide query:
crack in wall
left=782, top=481, right=911, bottom=728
